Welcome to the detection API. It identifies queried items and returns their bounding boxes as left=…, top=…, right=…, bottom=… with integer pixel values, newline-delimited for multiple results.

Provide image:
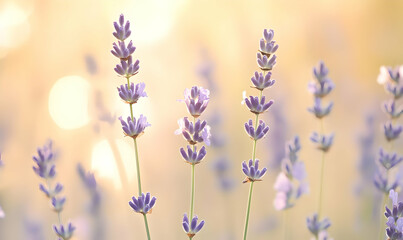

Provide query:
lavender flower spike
left=257, top=53, right=276, bottom=71
left=244, top=119, right=269, bottom=140
left=244, top=96, right=274, bottom=114
left=313, top=61, right=330, bottom=83
left=378, top=148, right=403, bottom=170
left=53, top=223, right=76, bottom=240
left=259, top=29, right=278, bottom=56
left=383, top=122, right=402, bottom=141
left=114, top=56, right=140, bottom=77
left=384, top=190, right=403, bottom=240
left=250, top=71, right=275, bottom=91
left=182, top=86, right=210, bottom=118
left=306, top=213, right=331, bottom=236
left=175, top=117, right=211, bottom=146
left=308, top=98, right=333, bottom=119
left=310, top=132, right=334, bottom=152
left=182, top=213, right=205, bottom=238
left=117, top=82, right=147, bottom=104
left=113, top=14, right=131, bottom=41
left=129, top=193, right=157, bottom=215
left=180, top=145, right=207, bottom=165
left=111, top=41, right=136, bottom=60
left=242, top=159, right=267, bottom=183
left=119, top=115, right=150, bottom=139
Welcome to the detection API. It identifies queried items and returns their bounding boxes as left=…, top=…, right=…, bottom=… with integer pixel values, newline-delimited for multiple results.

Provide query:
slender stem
left=143, top=214, right=151, bottom=240
left=283, top=209, right=289, bottom=240
left=243, top=182, right=254, bottom=240
left=57, top=212, right=62, bottom=225
left=318, top=151, right=325, bottom=219
left=190, top=164, right=195, bottom=219
left=133, top=138, right=142, bottom=195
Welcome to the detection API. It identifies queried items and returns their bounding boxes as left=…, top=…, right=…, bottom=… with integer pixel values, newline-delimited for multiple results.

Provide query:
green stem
left=143, top=214, right=151, bottom=240
left=133, top=138, right=142, bottom=195
left=190, top=164, right=195, bottom=219
left=243, top=182, right=254, bottom=240
left=318, top=151, right=325, bottom=219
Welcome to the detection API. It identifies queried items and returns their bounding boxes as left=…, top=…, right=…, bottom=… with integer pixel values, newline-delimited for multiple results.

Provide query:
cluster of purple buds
left=244, top=96, right=274, bottom=115
left=250, top=71, right=275, bottom=91
left=119, top=115, right=150, bottom=139
left=175, top=117, right=211, bottom=146
left=129, top=193, right=157, bottom=215
left=244, top=119, right=269, bottom=141
left=256, top=30, right=278, bottom=70
left=374, top=66, right=403, bottom=195
left=117, top=82, right=147, bottom=104
left=308, top=62, right=334, bottom=121
left=273, top=136, right=308, bottom=210
left=32, top=141, right=75, bottom=239
left=180, top=145, right=207, bottom=165
left=182, top=214, right=205, bottom=238
left=182, top=86, right=210, bottom=118
left=306, top=213, right=332, bottom=239
left=53, top=223, right=76, bottom=240
left=77, top=164, right=100, bottom=213
left=385, top=190, right=403, bottom=240
left=310, top=132, right=334, bottom=152
left=242, top=159, right=267, bottom=183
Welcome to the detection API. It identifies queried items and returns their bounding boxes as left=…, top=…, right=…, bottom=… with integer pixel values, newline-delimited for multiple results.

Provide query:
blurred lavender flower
left=181, top=86, right=210, bottom=118
left=244, top=96, right=274, bottom=114
left=111, top=41, right=136, bottom=60
left=242, top=159, right=267, bottom=183
left=113, top=14, right=131, bottom=41
left=306, top=213, right=331, bottom=238
left=310, top=132, right=334, bottom=152
left=180, top=145, right=207, bottom=165
left=129, top=193, right=157, bottom=215
left=250, top=72, right=275, bottom=91
left=117, top=82, right=147, bottom=104
left=308, top=98, right=333, bottom=119
left=384, top=100, right=403, bottom=119
left=53, top=223, right=75, bottom=240
left=313, top=62, right=330, bottom=83
left=374, top=169, right=399, bottom=194
left=114, top=56, right=140, bottom=77
left=384, top=190, right=403, bottom=240
left=308, top=79, right=334, bottom=98
left=256, top=53, right=276, bottom=71
left=175, top=117, right=211, bottom=146
left=379, top=148, right=403, bottom=170
left=273, top=136, right=308, bottom=210
left=244, top=119, right=269, bottom=140
left=32, top=141, right=74, bottom=239
left=182, top=214, right=205, bottom=238
left=77, top=164, right=100, bottom=212
left=383, top=122, right=403, bottom=141
left=119, top=115, right=150, bottom=139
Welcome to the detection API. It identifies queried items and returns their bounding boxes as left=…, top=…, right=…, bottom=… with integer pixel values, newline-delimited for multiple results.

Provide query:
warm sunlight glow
left=48, top=76, right=90, bottom=130
left=91, top=139, right=136, bottom=189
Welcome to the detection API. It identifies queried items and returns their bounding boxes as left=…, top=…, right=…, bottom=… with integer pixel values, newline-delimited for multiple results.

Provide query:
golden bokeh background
left=0, top=0, right=403, bottom=239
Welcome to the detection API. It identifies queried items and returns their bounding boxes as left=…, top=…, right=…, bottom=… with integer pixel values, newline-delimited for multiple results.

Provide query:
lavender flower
left=274, top=136, right=308, bottom=210
left=244, top=96, right=274, bottom=114
left=378, top=148, right=403, bottom=170
left=244, top=119, right=269, bottom=140
left=113, top=14, right=131, bottom=41
left=53, top=223, right=76, bottom=240
left=129, top=193, right=157, bottom=215
left=383, top=122, right=403, bottom=141
left=313, top=62, right=330, bottom=83
left=117, top=82, right=147, bottom=104
left=385, top=190, right=403, bottom=240
left=182, top=86, right=210, bottom=118
left=386, top=83, right=403, bottom=99
left=111, top=41, right=136, bottom=60
left=306, top=213, right=331, bottom=237
left=256, top=53, right=276, bottom=71
left=384, top=100, right=403, bottom=119
left=242, top=159, right=267, bottom=183
left=308, top=98, right=333, bottom=119
left=114, top=56, right=140, bottom=77
left=182, top=214, right=205, bottom=238
left=180, top=145, right=207, bottom=165
left=32, top=142, right=55, bottom=179
left=250, top=71, right=275, bottom=91
left=175, top=117, right=211, bottom=145
left=374, top=170, right=398, bottom=194
left=308, top=79, right=334, bottom=98
left=310, top=132, right=334, bottom=152
left=40, top=183, right=63, bottom=198
left=119, top=115, right=150, bottom=139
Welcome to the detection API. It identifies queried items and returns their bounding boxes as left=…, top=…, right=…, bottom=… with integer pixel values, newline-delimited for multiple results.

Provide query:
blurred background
left=0, top=0, right=403, bottom=239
